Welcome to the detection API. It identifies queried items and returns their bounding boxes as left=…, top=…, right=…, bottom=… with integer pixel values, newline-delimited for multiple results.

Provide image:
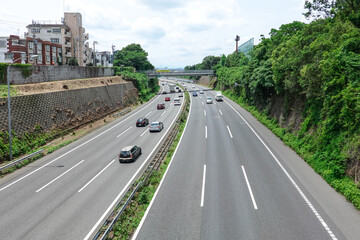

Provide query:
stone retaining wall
left=0, top=82, right=138, bottom=136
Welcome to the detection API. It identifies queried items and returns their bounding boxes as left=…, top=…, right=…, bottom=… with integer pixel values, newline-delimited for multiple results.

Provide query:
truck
left=215, top=91, right=223, bottom=101
left=169, top=84, right=176, bottom=93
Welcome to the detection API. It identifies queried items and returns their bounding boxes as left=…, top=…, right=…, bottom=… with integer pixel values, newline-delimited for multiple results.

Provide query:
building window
left=5, top=53, right=13, bottom=60
left=28, top=42, right=34, bottom=49
left=53, top=28, right=61, bottom=33
left=46, top=45, right=50, bottom=52
left=47, top=30, right=51, bottom=33
left=58, top=47, right=62, bottom=53
left=50, top=38, right=59, bottom=43
left=32, top=28, right=40, bottom=33
left=46, top=55, right=50, bottom=62
left=0, top=40, right=6, bottom=48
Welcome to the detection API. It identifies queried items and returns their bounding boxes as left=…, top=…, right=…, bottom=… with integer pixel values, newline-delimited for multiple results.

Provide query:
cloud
left=136, top=0, right=186, bottom=10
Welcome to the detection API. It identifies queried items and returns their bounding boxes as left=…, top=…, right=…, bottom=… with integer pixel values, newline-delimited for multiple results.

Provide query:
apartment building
left=0, top=35, right=26, bottom=63
left=25, top=12, right=89, bottom=66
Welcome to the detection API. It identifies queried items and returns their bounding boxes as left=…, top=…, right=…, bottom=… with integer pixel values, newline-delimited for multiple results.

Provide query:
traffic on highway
left=0, top=77, right=359, bottom=240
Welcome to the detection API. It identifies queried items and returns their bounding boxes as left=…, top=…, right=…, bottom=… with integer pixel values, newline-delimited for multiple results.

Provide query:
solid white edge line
left=117, top=126, right=133, bottom=138
left=205, top=126, right=207, bottom=139
left=83, top=94, right=185, bottom=240
left=140, top=128, right=148, bottom=137
left=160, top=110, right=167, bottom=117
left=227, top=125, right=233, bottom=138
left=78, top=159, right=115, bottom=192
left=131, top=92, right=192, bottom=240
left=225, top=100, right=337, bottom=240
left=0, top=93, right=162, bottom=192
left=201, top=164, right=206, bottom=207
left=241, top=165, right=258, bottom=210
left=36, top=160, right=84, bottom=192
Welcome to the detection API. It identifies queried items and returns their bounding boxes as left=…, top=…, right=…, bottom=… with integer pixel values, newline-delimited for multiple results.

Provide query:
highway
left=133, top=82, right=360, bottom=240
left=0, top=80, right=184, bottom=240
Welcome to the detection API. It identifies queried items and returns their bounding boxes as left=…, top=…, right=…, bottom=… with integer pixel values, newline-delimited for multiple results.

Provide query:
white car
left=206, top=97, right=213, bottom=104
left=174, top=98, right=181, bottom=106
left=199, top=90, right=204, bottom=94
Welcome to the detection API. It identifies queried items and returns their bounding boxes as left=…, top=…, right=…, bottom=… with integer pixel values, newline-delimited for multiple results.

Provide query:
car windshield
left=151, top=123, right=159, bottom=126
left=120, top=151, right=131, bottom=158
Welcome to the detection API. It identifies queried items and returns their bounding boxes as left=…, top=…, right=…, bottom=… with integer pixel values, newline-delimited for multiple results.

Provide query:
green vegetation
left=189, top=1, right=360, bottom=209
left=113, top=43, right=154, bottom=70
left=0, top=63, right=33, bottom=85
left=113, top=43, right=159, bottom=102
left=67, top=57, right=79, bottom=66
left=0, top=85, right=17, bottom=97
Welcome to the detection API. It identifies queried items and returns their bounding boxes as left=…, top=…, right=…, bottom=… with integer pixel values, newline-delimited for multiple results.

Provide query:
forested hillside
left=190, top=0, right=360, bottom=208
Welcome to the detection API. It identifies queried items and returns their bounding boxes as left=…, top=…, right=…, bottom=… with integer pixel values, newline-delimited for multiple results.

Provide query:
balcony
left=65, top=42, right=72, bottom=48
left=64, top=32, right=71, bottom=38
left=65, top=52, right=72, bottom=58
left=83, top=33, right=89, bottom=41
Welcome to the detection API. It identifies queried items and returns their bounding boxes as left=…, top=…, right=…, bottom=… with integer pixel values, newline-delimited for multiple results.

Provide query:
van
left=215, top=93, right=223, bottom=101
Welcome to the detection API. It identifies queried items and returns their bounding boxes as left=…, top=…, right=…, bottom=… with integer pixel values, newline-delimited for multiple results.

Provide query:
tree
left=113, top=43, right=154, bottom=70
left=67, top=57, right=79, bottom=66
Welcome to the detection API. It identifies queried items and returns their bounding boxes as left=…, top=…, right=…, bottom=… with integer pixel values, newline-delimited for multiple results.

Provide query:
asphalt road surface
left=133, top=82, right=360, bottom=240
left=0, top=81, right=184, bottom=240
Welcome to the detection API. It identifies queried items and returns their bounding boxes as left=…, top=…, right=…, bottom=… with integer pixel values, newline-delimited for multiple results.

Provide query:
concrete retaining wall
left=0, top=82, right=138, bottom=135
left=7, top=65, right=114, bottom=85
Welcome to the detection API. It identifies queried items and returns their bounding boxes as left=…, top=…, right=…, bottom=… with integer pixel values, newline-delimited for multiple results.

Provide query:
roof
left=121, top=145, right=135, bottom=151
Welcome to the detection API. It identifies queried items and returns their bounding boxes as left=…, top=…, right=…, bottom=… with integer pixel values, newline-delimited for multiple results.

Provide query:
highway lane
left=134, top=82, right=360, bottom=240
left=0, top=80, right=185, bottom=240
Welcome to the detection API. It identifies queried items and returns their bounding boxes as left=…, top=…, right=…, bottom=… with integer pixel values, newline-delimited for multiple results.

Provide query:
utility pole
left=235, top=35, right=240, bottom=53
left=93, top=41, right=98, bottom=66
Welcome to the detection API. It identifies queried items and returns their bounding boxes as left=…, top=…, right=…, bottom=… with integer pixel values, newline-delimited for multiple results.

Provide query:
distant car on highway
left=178, top=93, right=183, bottom=97
left=174, top=98, right=181, bottom=106
left=149, top=122, right=164, bottom=132
left=206, top=97, right=213, bottom=104
left=157, top=103, right=165, bottom=109
left=192, top=92, right=198, bottom=97
left=162, top=91, right=167, bottom=94
left=199, top=90, right=204, bottom=94
left=136, top=117, right=149, bottom=127
left=119, top=145, right=142, bottom=163
left=165, top=97, right=170, bottom=101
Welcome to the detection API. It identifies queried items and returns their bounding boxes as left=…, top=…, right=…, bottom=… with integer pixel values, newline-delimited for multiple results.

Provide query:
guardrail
left=112, top=107, right=131, bottom=118
left=0, top=149, right=44, bottom=173
left=93, top=90, right=188, bottom=240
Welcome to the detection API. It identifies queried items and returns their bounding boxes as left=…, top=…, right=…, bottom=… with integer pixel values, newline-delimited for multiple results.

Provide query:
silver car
left=149, top=121, right=164, bottom=132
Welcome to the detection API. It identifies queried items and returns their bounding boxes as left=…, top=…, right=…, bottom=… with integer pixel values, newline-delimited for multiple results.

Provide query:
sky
left=0, top=0, right=307, bottom=68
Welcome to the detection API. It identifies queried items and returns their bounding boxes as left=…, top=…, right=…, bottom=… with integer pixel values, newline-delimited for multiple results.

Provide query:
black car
left=192, top=92, right=198, bottom=97
left=119, top=145, right=142, bottom=163
left=136, top=117, right=149, bottom=127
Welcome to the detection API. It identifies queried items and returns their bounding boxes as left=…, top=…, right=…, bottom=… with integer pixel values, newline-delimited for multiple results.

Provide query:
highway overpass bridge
left=140, top=70, right=215, bottom=77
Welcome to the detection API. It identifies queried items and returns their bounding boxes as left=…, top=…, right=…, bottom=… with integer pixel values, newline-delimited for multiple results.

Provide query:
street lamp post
left=93, top=41, right=98, bottom=66
left=7, top=55, right=38, bottom=161
left=120, top=64, right=124, bottom=78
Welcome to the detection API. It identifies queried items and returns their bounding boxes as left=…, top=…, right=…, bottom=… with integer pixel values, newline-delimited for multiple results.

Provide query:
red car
left=157, top=103, right=165, bottom=110
left=165, top=97, right=170, bottom=101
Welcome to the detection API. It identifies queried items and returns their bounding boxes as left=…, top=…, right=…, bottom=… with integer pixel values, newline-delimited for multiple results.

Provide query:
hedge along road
left=0, top=82, right=185, bottom=240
